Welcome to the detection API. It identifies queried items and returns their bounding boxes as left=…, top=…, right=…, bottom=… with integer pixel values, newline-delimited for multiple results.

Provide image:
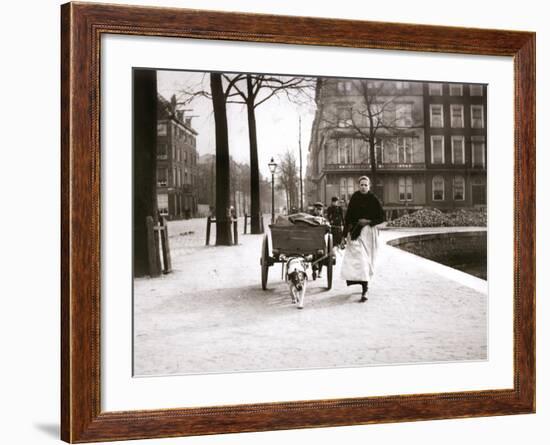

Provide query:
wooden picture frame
left=61, top=2, right=535, bottom=442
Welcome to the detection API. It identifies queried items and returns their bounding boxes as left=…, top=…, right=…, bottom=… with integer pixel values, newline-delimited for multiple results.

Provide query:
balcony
left=377, top=163, right=426, bottom=170
left=324, top=162, right=426, bottom=172
left=324, top=163, right=370, bottom=172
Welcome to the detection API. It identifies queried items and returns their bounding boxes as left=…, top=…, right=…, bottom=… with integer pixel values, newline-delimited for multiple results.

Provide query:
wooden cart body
left=260, top=224, right=334, bottom=290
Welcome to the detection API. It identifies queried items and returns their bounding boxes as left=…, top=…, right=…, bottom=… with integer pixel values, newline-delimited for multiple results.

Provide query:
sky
left=157, top=70, right=316, bottom=179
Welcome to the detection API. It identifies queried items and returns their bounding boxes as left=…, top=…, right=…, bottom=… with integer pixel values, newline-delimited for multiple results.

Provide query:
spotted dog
left=286, top=257, right=308, bottom=309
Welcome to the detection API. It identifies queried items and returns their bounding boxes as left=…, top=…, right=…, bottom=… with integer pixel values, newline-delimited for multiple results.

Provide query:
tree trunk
left=246, top=75, right=263, bottom=233
left=133, top=69, right=158, bottom=277
left=369, top=136, right=379, bottom=197
left=210, top=73, right=232, bottom=245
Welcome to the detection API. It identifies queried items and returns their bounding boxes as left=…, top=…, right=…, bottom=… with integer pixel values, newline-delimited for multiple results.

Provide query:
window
left=337, top=138, right=353, bottom=164
left=449, top=84, right=463, bottom=96
left=399, top=176, right=413, bottom=201
left=157, top=168, right=168, bottom=187
left=383, top=105, right=396, bottom=126
left=157, top=143, right=168, bottom=159
left=431, top=136, right=445, bottom=164
left=395, top=81, right=409, bottom=89
left=382, top=138, right=398, bottom=163
left=450, top=104, right=464, bottom=128
left=451, top=136, right=465, bottom=164
left=157, top=194, right=169, bottom=215
left=396, top=104, right=413, bottom=127
left=337, top=107, right=352, bottom=127
left=429, top=83, right=443, bottom=95
left=470, top=84, right=483, bottom=96
left=354, top=139, right=369, bottom=163
left=472, top=176, right=487, bottom=205
left=472, top=137, right=486, bottom=168
left=430, top=104, right=444, bottom=128
left=157, top=123, right=167, bottom=136
left=339, top=177, right=356, bottom=202
left=432, top=176, right=445, bottom=201
left=397, top=137, right=413, bottom=163
left=453, top=176, right=465, bottom=200
left=367, top=80, right=382, bottom=89
left=345, top=81, right=353, bottom=93
left=339, top=177, right=347, bottom=200
left=471, top=105, right=484, bottom=128
left=364, top=103, right=382, bottom=127
left=317, top=146, right=324, bottom=173
left=336, top=80, right=353, bottom=94
left=373, top=139, right=381, bottom=164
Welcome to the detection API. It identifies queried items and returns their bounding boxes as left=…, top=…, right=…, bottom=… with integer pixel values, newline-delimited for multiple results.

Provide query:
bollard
left=146, top=216, right=161, bottom=277
left=160, top=217, right=172, bottom=273
left=206, top=216, right=211, bottom=245
left=233, top=219, right=238, bottom=245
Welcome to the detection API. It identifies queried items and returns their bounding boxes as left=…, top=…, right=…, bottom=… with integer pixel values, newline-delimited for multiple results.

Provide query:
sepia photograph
left=132, top=68, right=488, bottom=377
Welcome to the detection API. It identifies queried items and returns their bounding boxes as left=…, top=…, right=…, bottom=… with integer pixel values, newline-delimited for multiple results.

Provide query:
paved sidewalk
left=134, top=219, right=487, bottom=376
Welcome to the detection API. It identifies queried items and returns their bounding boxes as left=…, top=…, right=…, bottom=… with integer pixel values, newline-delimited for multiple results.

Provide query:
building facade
left=306, top=78, right=487, bottom=214
left=423, top=82, right=487, bottom=208
left=156, top=95, right=199, bottom=219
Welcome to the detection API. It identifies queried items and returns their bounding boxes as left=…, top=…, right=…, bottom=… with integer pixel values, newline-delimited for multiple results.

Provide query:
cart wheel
left=326, top=233, right=333, bottom=290
left=260, top=234, right=269, bottom=290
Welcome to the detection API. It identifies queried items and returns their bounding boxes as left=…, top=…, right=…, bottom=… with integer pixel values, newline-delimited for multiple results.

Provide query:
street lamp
left=268, top=157, right=278, bottom=224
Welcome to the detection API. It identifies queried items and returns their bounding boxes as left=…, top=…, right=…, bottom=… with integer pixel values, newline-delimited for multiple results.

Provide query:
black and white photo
left=133, top=69, right=488, bottom=376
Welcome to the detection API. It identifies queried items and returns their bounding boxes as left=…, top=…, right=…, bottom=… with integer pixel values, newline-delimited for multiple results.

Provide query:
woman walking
left=340, top=176, right=385, bottom=302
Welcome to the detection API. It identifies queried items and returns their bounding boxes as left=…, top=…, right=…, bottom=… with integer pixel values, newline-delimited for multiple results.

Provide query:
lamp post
left=268, top=157, right=277, bottom=224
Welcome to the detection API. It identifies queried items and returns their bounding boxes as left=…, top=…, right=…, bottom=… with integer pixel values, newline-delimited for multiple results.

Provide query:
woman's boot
left=359, top=282, right=368, bottom=302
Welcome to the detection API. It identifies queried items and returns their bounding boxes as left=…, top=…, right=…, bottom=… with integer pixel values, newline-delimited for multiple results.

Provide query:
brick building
left=423, top=82, right=487, bottom=208
left=156, top=95, right=199, bottom=219
left=305, top=78, right=487, bottom=214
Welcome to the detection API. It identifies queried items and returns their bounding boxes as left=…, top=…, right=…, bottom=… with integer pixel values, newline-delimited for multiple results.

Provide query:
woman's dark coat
left=342, top=191, right=385, bottom=240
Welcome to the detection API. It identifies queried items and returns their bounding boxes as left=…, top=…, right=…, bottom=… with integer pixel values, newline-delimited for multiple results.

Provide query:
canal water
left=387, top=231, right=487, bottom=280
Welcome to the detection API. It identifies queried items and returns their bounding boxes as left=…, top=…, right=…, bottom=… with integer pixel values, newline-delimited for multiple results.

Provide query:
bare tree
left=276, top=149, right=300, bottom=212
left=178, top=73, right=315, bottom=232
left=322, top=79, right=422, bottom=197
left=210, top=73, right=314, bottom=232
left=210, top=73, right=232, bottom=245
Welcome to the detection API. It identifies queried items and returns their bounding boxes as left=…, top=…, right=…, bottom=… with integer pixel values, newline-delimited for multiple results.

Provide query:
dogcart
left=260, top=224, right=335, bottom=291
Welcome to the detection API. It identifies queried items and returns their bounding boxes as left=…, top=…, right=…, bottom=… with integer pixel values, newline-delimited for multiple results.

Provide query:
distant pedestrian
left=311, top=201, right=328, bottom=225
left=340, top=176, right=385, bottom=302
left=312, top=201, right=330, bottom=279
left=326, top=196, right=344, bottom=245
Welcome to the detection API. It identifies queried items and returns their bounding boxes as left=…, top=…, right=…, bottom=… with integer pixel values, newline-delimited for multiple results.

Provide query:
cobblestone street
left=133, top=217, right=487, bottom=376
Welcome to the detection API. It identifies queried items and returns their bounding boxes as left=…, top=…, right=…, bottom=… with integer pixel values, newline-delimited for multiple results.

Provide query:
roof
left=157, top=94, right=198, bottom=136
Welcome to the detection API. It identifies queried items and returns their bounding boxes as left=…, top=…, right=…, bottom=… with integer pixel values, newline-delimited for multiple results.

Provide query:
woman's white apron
left=340, top=225, right=379, bottom=282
